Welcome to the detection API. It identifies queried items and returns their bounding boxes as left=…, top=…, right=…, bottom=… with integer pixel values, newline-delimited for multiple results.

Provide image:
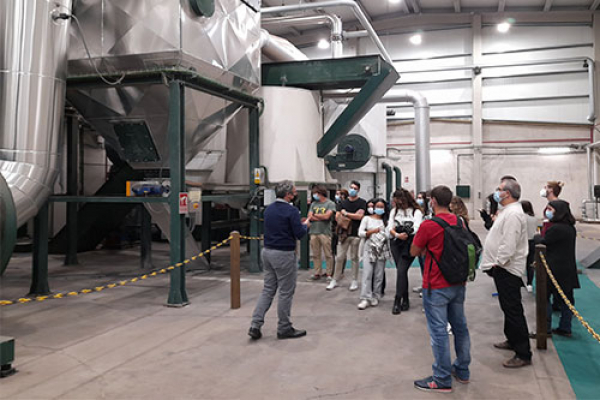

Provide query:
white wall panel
left=482, top=46, right=593, bottom=64
left=483, top=72, right=589, bottom=101
left=483, top=98, right=590, bottom=123
left=390, top=103, right=473, bottom=120
left=389, top=80, right=472, bottom=103
left=482, top=25, right=593, bottom=53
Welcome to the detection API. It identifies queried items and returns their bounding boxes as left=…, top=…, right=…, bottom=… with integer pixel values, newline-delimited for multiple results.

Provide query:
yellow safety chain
left=539, top=253, right=600, bottom=344
left=0, top=236, right=233, bottom=307
left=240, top=235, right=263, bottom=241
left=577, top=233, right=600, bottom=243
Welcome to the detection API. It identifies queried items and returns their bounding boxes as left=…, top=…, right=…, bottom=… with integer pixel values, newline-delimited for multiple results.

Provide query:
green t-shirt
left=309, top=199, right=336, bottom=235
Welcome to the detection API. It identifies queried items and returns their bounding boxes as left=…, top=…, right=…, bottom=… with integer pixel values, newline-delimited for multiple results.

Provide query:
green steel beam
left=382, top=163, right=393, bottom=203
left=67, top=68, right=261, bottom=109
left=248, top=107, right=262, bottom=273
left=49, top=196, right=168, bottom=203
left=262, top=55, right=387, bottom=90
left=167, top=81, right=189, bottom=306
left=317, top=65, right=399, bottom=157
left=140, top=205, right=152, bottom=269
left=0, top=173, right=16, bottom=275
left=393, top=166, right=402, bottom=191
left=65, top=115, right=79, bottom=266
left=31, top=202, right=50, bottom=296
left=201, top=198, right=212, bottom=265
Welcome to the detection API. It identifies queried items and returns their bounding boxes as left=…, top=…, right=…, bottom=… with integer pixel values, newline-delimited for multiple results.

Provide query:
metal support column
left=248, top=107, right=262, bottom=272
left=30, top=202, right=50, bottom=295
left=472, top=14, right=484, bottom=218
left=140, top=205, right=152, bottom=269
left=65, top=115, right=79, bottom=265
left=201, top=199, right=212, bottom=265
left=298, top=190, right=309, bottom=270
left=167, top=81, right=188, bottom=306
left=393, top=166, right=402, bottom=191
left=382, top=162, right=393, bottom=202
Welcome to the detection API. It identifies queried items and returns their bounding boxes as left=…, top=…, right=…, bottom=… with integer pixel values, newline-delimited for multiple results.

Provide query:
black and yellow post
left=166, top=80, right=188, bottom=307
left=30, top=202, right=50, bottom=296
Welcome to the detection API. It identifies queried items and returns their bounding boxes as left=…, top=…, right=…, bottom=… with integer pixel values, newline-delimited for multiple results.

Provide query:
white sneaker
left=370, top=298, right=379, bottom=307
left=326, top=279, right=338, bottom=291
left=412, top=286, right=423, bottom=293
left=447, top=323, right=453, bottom=335
left=349, top=280, right=359, bottom=291
left=358, top=299, right=369, bottom=310
left=326, top=276, right=333, bottom=282
left=526, top=285, right=533, bottom=293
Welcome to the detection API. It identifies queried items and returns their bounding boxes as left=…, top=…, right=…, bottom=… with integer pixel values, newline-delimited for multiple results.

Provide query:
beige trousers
left=310, top=234, right=333, bottom=276
left=334, top=236, right=361, bottom=281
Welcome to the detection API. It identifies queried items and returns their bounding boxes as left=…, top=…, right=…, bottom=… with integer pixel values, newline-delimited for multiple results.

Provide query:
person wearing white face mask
left=540, top=181, right=564, bottom=236
left=481, top=178, right=532, bottom=368
left=357, top=199, right=390, bottom=310
left=306, top=185, right=336, bottom=281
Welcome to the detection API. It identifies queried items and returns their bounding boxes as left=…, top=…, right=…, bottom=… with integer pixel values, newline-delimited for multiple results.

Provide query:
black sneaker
left=277, top=327, right=307, bottom=340
left=248, top=327, right=262, bottom=340
left=552, top=328, right=572, bottom=337
left=414, top=376, right=452, bottom=393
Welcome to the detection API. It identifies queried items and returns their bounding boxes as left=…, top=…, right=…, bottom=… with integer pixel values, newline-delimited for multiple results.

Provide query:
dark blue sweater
left=264, top=200, right=308, bottom=251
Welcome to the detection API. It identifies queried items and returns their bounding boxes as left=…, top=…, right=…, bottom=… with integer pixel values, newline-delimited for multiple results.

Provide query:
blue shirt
left=263, top=199, right=308, bottom=251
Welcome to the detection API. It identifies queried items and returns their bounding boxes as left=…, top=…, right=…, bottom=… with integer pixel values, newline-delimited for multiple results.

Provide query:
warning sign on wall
left=179, top=193, right=188, bottom=214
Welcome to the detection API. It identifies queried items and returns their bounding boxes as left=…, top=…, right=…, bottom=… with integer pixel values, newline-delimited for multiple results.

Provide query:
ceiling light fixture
left=538, top=147, right=572, bottom=154
left=317, top=39, right=330, bottom=49
left=389, top=0, right=402, bottom=4
left=409, top=34, right=422, bottom=45
left=497, top=21, right=511, bottom=33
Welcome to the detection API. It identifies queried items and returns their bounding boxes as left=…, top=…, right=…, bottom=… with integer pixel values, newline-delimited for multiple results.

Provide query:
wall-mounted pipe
left=393, top=166, right=402, bottom=190
left=379, top=91, right=431, bottom=194
left=0, top=0, right=73, bottom=274
left=259, top=29, right=309, bottom=62
left=262, top=13, right=343, bottom=58
left=261, top=0, right=394, bottom=66
left=381, top=162, right=393, bottom=202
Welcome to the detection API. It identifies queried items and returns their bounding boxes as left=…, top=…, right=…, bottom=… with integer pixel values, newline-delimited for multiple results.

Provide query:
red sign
left=179, top=193, right=188, bottom=214
left=404, top=177, right=409, bottom=183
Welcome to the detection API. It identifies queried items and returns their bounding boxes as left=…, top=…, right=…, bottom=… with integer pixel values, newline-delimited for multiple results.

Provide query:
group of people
left=248, top=176, right=579, bottom=393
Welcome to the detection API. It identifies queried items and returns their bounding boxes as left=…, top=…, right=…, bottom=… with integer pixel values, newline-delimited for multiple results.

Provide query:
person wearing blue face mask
left=307, top=185, right=337, bottom=281
left=357, top=199, right=390, bottom=309
left=327, top=180, right=367, bottom=291
left=480, top=178, right=532, bottom=368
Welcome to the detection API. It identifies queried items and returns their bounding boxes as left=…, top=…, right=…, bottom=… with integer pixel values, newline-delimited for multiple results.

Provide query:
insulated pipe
left=262, top=13, right=343, bottom=58
left=261, top=0, right=394, bottom=66
left=379, top=91, right=431, bottom=194
left=259, top=29, right=309, bottom=62
left=393, top=166, right=402, bottom=190
left=0, top=0, right=72, bottom=273
left=381, top=162, right=393, bottom=202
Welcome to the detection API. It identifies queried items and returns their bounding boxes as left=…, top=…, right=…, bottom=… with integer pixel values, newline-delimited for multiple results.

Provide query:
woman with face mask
left=388, top=188, right=424, bottom=314
left=535, top=200, right=579, bottom=337
left=357, top=199, right=390, bottom=310
left=331, top=189, right=349, bottom=281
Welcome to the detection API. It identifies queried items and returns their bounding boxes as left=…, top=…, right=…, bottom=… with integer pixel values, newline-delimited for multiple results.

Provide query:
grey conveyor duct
left=0, top=0, right=72, bottom=274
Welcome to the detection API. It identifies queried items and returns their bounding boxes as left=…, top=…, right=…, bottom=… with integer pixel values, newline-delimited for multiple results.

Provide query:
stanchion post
left=534, top=244, right=548, bottom=350
left=230, top=231, right=241, bottom=309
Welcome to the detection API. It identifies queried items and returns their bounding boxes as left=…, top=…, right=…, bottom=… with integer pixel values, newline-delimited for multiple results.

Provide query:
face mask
left=349, top=188, right=358, bottom=197
left=367, top=207, right=374, bottom=215
left=312, top=194, right=320, bottom=201
left=335, top=195, right=341, bottom=202
left=540, top=188, right=548, bottom=198
left=416, top=199, right=424, bottom=206
left=545, top=210, right=554, bottom=220
left=374, top=208, right=385, bottom=216
left=493, top=190, right=503, bottom=203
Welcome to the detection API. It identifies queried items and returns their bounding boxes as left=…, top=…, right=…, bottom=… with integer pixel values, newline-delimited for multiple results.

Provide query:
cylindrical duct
left=0, top=0, right=72, bottom=273
left=260, top=30, right=309, bottom=62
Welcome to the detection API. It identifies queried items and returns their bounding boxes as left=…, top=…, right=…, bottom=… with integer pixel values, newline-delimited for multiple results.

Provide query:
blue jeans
left=422, top=285, right=471, bottom=387
left=547, top=289, right=574, bottom=333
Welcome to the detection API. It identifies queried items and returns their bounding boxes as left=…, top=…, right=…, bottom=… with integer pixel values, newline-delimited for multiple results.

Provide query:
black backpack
left=427, top=216, right=478, bottom=285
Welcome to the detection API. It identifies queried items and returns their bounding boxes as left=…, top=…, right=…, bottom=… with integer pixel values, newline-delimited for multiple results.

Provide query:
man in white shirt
left=481, top=178, right=532, bottom=368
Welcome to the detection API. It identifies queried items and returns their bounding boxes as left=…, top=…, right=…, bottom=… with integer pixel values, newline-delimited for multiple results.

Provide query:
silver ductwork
left=0, top=0, right=72, bottom=272
left=261, top=0, right=394, bottom=66
left=260, top=30, right=309, bottom=62
left=262, top=13, right=343, bottom=58
left=379, top=91, right=431, bottom=193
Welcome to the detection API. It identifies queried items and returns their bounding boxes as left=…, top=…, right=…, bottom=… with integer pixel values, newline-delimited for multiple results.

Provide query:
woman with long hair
left=537, top=200, right=579, bottom=337
left=450, top=196, right=470, bottom=224
left=387, top=188, right=423, bottom=314
left=357, top=198, right=390, bottom=310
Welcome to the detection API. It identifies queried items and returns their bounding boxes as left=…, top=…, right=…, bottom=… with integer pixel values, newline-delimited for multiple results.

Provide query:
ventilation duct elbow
left=260, top=29, right=309, bottom=62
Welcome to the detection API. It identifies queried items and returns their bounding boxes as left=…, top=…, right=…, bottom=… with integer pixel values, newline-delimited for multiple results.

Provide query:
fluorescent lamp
left=538, top=147, right=572, bottom=154
left=389, top=0, right=401, bottom=3
left=317, top=39, right=330, bottom=49
left=409, top=34, right=422, bottom=45
left=497, top=22, right=511, bottom=33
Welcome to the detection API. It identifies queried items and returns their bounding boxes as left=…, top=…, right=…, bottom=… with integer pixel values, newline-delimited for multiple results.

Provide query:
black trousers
left=493, top=267, right=532, bottom=361
left=390, top=240, right=414, bottom=301
left=526, top=240, right=535, bottom=286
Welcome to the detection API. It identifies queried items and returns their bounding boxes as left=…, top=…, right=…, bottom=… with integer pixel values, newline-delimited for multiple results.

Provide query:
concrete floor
left=1, top=221, right=598, bottom=399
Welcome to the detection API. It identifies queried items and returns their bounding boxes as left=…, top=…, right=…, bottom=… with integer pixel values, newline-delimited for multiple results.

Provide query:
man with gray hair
left=481, top=178, right=532, bottom=368
left=248, top=181, right=310, bottom=340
